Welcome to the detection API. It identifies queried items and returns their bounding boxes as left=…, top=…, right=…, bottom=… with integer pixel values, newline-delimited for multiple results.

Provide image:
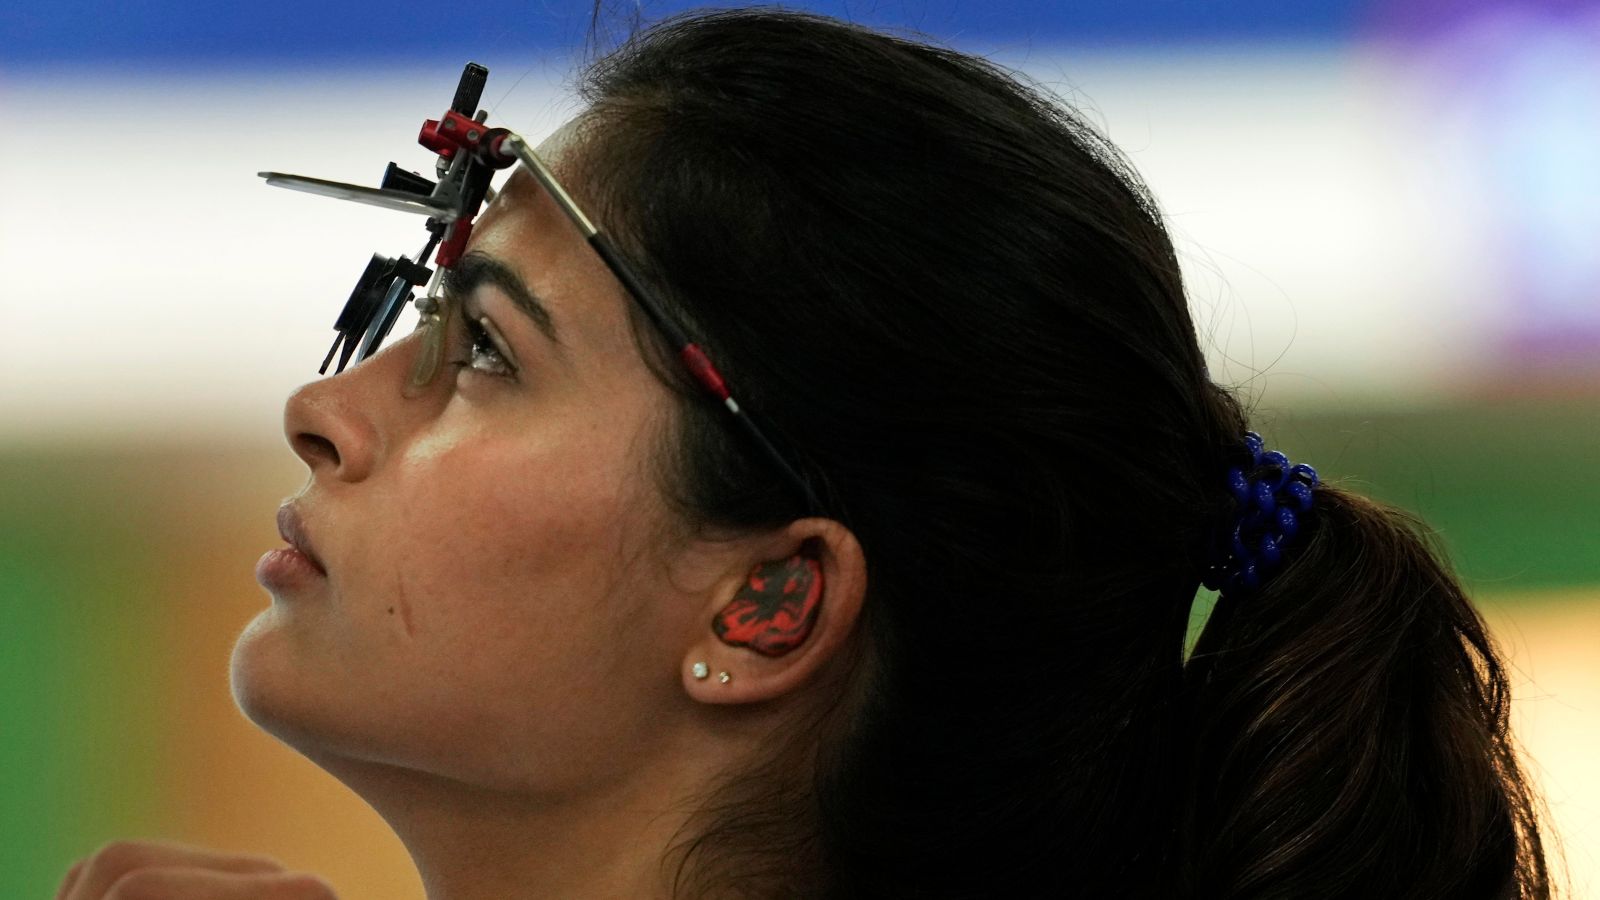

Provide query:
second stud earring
left=718, top=671, right=733, bottom=684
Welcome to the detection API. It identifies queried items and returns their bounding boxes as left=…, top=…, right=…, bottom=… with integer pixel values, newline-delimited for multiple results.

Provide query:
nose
left=282, top=326, right=431, bottom=483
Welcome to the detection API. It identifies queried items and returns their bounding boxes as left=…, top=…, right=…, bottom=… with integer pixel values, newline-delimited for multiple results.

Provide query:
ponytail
left=574, top=9, right=1552, bottom=896
left=1178, top=483, right=1550, bottom=898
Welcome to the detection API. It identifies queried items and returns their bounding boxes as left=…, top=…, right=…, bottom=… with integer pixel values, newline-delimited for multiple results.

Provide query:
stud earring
left=718, top=671, right=733, bottom=684
left=691, top=661, right=709, bottom=680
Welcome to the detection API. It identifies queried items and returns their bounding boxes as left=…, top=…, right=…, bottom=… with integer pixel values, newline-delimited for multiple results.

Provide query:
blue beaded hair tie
left=1201, top=431, right=1319, bottom=595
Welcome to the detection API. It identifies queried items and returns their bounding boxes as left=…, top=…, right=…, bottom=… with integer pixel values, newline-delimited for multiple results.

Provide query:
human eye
left=438, top=254, right=523, bottom=382
left=450, top=312, right=518, bottom=380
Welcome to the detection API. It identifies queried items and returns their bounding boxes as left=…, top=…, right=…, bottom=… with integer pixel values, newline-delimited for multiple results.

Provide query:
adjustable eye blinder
left=319, top=166, right=446, bottom=376
left=275, top=62, right=502, bottom=379
left=319, top=253, right=438, bottom=376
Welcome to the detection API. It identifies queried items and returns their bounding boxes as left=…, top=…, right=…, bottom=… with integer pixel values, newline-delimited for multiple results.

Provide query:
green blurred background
left=3, top=400, right=1595, bottom=898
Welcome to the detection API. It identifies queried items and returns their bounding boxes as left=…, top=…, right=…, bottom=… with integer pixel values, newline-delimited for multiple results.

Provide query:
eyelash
left=449, top=311, right=517, bottom=380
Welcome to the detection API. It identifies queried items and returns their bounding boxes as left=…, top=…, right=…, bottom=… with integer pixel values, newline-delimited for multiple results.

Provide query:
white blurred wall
left=0, top=42, right=1586, bottom=443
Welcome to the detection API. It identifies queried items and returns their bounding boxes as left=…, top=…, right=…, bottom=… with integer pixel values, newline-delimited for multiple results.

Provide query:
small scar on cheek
left=391, top=581, right=416, bottom=638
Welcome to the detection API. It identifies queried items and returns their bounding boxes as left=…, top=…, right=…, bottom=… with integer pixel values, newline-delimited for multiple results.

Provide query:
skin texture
left=222, top=132, right=871, bottom=900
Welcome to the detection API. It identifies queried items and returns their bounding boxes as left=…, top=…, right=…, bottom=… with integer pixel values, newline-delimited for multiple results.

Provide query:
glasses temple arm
left=496, top=132, right=822, bottom=515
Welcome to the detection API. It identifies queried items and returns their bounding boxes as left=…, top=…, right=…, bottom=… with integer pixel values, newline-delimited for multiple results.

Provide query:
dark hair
left=568, top=8, right=1550, bottom=898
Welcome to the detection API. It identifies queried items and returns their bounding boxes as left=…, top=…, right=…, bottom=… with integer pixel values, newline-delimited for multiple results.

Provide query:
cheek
left=396, top=426, right=634, bottom=613
left=366, top=432, right=675, bottom=782
left=419, top=429, right=665, bottom=663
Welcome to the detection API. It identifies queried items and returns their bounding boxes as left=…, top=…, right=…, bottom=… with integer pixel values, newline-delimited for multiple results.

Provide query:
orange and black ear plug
left=712, top=555, right=825, bottom=657
left=260, top=62, right=822, bottom=514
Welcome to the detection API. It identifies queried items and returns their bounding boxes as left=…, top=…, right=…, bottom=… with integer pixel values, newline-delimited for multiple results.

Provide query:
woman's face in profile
left=231, top=155, right=708, bottom=797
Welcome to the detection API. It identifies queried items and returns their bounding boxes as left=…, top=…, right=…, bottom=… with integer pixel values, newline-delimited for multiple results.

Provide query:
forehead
left=535, top=117, right=587, bottom=160
left=483, top=115, right=588, bottom=221
left=468, top=152, right=639, bottom=364
left=475, top=115, right=590, bottom=246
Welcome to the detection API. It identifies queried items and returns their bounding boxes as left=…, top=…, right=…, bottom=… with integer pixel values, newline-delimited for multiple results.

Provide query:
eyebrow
left=444, top=251, right=561, bottom=347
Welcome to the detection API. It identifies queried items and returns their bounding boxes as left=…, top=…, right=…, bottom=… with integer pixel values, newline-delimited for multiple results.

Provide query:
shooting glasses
left=260, top=63, right=818, bottom=512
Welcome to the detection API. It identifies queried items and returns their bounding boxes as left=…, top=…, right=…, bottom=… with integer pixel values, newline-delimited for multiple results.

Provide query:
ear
left=680, top=517, right=867, bottom=705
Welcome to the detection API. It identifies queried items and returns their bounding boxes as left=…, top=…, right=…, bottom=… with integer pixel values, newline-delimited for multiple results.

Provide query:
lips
left=277, top=503, right=327, bottom=575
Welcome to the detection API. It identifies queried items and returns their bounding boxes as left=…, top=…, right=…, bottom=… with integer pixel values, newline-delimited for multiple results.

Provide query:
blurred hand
left=56, top=840, right=336, bottom=900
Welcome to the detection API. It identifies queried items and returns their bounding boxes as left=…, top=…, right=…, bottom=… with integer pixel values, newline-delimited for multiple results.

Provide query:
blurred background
left=2, top=0, right=1596, bottom=897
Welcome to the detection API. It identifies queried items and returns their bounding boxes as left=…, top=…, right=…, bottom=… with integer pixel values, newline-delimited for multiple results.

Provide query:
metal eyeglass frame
left=501, top=134, right=822, bottom=516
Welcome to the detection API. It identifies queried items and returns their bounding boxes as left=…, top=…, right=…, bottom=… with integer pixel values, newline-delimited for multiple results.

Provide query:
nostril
left=292, top=432, right=341, bottom=469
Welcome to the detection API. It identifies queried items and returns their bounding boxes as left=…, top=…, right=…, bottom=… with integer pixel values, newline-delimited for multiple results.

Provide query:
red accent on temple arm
left=681, top=344, right=732, bottom=401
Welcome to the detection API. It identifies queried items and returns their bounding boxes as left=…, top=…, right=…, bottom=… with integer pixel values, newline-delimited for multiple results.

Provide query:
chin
left=229, top=614, right=428, bottom=777
left=232, top=611, right=299, bottom=734
left=229, top=609, right=344, bottom=754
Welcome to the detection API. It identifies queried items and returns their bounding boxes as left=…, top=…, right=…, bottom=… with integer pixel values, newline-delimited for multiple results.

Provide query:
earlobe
left=711, top=554, right=823, bottom=657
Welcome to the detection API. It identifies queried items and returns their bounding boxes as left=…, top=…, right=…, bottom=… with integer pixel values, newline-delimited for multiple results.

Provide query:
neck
left=308, top=750, right=704, bottom=900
